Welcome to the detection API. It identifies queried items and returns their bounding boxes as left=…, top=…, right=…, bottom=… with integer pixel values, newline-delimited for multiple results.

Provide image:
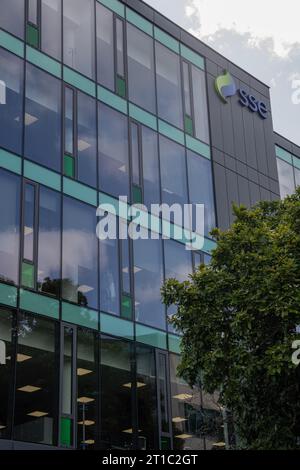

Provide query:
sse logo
left=215, top=71, right=268, bottom=120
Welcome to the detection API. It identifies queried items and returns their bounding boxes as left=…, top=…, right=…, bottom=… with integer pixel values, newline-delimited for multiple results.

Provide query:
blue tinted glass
left=127, top=24, right=156, bottom=114
left=98, top=103, right=129, bottom=199
left=64, top=87, right=74, bottom=155
left=41, top=0, right=62, bottom=60
left=23, top=184, right=35, bottom=262
left=0, top=169, right=20, bottom=285
left=0, top=48, right=24, bottom=155
left=192, top=66, right=210, bottom=144
left=96, top=3, right=114, bottom=90
left=0, top=0, right=25, bottom=39
left=187, top=151, right=216, bottom=236
left=156, top=42, right=183, bottom=129
left=24, top=64, right=61, bottom=171
left=63, top=0, right=95, bottom=79
left=62, top=196, right=98, bottom=309
left=277, top=158, right=295, bottom=198
left=100, top=231, right=120, bottom=316
left=142, top=127, right=161, bottom=207
left=77, top=91, right=97, bottom=188
left=160, top=136, right=188, bottom=208
left=38, top=187, right=61, bottom=297
left=133, top=234, right=165, bottom=330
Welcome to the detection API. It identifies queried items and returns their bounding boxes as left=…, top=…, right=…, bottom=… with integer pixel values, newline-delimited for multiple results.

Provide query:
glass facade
left=0, top=0, right=224, bottom=450
left=276, top=147, right=300, bottom=199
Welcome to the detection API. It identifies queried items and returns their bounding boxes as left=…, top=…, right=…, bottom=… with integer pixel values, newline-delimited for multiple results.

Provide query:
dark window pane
left=160, top=136, right=188, bottom=208
left=130, top=122, right=140, bottom=186
left=64, top=87, right=74, bottom=155
left=0, top=169, right=20, bottom=285
left=183, top=62, right=191, bottom=117
left=277, top=158, right=295, bottom=198
left=116, top=18, right=125, bottom=78
left=62, top=327, right=73, bottom=417
left=37, top=187, right=61, bottom=297
left=28, top=0, right=38, bottom=25
left=100, top=227, right=120, bottom=316
left=98, top=104, right=129, bottom=198
left=0, top=48, right=24, bottom=155
left=63, top=0, right=95, bottom=79
left=156, top=42, right=183, bottom=129
left=0, top=0, right=25, bottom=39
left=77, top=329, right=98, bottom=449
left=100, top=336, right=134, bottom=449
left=136, top=345, right=158, bottom=450
left=133, top=235, right=165, bottom=329
left=0, top=309, right=14, bottom=439
left=192, top=66, right=210, bottom=144
left=96, top=3, right=114, bottom=90
left=77, top=92, right=97, bottom=188
left=121, top=220, right=131, bottom=295
left=14, top=314, right=58, bottom=446
left=141, top=127, right=160, bottom=206
left=23, top=184, right=35, bottom=263
left=127, top=24, right=156, bottom=113
left=158, top=353, right=169, bottom=434
left=62, top=197, right=98, bottom=309
left=187, top=151, right=216, bottom=236
left=25, top=64, right=61, bottom=171
left=41, top=0, right=62, bottom=60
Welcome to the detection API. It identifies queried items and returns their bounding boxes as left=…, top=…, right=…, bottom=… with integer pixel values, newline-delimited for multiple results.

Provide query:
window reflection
left=77, top=91, right=97, bottom=188
left=100, top=232, right=120, bottom=317
left=141, top=127, right=161, bottom=207
left=277, top=159, right=295, bottom=198
left=191, top=66, right=210, bottom=144
left=14, top=314, right=59, bottom=446
left=41, top=0, right=61, bottom=60
left=0, top=0, right=25, bottom=39
left=0, top=309, right=14, bottom=440
left=96, top=3, right=114, bottom=91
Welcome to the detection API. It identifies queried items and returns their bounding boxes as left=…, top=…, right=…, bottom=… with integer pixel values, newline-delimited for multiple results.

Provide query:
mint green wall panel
left=98, top=0, right=125, bottom=17
left=63, top=177, right=97, bottom=206
left=0, top=283, right=17, bottom=307
left=20, top=289, right=59, bottom=319
left=180, top=44, right=205, bottom=70
left=136, top=324, right=167, bottom=350
left=275, top=145, right=292, bottom=164
left=100, top=313, right=134, bottom=341
left=168, top=334, right=181, bottom=354
left=293, top=156, right=300, bottom=170
left=126, top=9, right=153, bottom=36
left=158, top=120, right=185, bottom=146
left=62, top=302, right=98, bottom=330
left=186, top=135, right=211, bottom=160
left=129, top=104, right=157, bottom=131
left=0, top=148, right=22, bottom=175
left=98, top=86, right=128, bottom=115
left=24, top=160, right=61, bottom=191
left=26, top=46, right=62, bottom=78
left=63, top=67, right=96, bottom=97
left=0, top=29, right=24, bottom=57
left=154, top=27, right=179, bottom=54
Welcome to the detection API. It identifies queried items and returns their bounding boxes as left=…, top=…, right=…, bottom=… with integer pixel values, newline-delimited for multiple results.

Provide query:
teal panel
left=168, top=334, right=181, bottom=354
left=100, top=312, right=134, bottom=341
left=98, top=85, right=128, bottom=115
left=98, top=0, right=125, bottom=17
left=129, top=103, right=157, bottom=131
left=203, top=237, right=216, bottom=254
left=63, top=67, right=96, bottom=97
left=0, top=148, right=22, bottom=175
left=126, top=8, right=153, bottom=36
left=24, top=160, right=61, bottom=191
left=26, top=46, right=61, bottom=78
left=62, top=302, right=98, bottom=330
left=99, top=192, right=129, bottom=220
left=158, top=120, right=185, bottom=146
left=293, top=156, right=300, bottom=170
left=0, top=29, right=24, bottom=57
left=275, top=145, right=292, bottom=164
left=19, top=289, right=59, bottom=319
left=180, top=44, right=205, bottom=70
left=186, top=135, right=211, bottom=160
left=136, top=324, right=167, bottom=350
left=154, top=27, right=179, bottom=54
left=63, top=177, right=97, bottom=206
left=0, top=283, right=17, bottom=307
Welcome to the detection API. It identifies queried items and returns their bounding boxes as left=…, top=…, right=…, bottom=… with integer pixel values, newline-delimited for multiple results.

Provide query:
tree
left=162, top=188, right=300, bottom=450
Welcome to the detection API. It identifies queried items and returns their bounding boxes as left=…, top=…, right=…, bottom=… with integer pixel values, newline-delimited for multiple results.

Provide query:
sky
left=145, top=0, right=300, bottom=146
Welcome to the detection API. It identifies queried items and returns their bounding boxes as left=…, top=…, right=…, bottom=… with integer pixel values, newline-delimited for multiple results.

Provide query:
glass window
left=160, top=136, right=188, bottom=208
left=192, top=66, right=210, bottom=144
left=41, top=0, right=62, bottom=60
left=133, top=234, right=165, bottom=330
left=136, top=345, right=158, bottom=450
left=100, top=232, right=120, bottom=317
left=25, top=64, right=61, bottom=171
left=63, top=0, right=95, bottom=79
left=156, top=42, right=183, bottom=129
left=77, top=92, right=97, bottom=188
left=96, top=3, right=114, bottom=90
left=127, top=24, right=156, bottom=114
left=182, top=62, right=191, bottom=118
left=277, top=159, right=295, bottom=198
left=62, top=197, right=98, bottom=309
left=170, top=353, right=205, bottom=450
left=100, top=336, right=134, bottom=450
left=0, top=48, right=24, bottom=155
left=37, top=187, right=61, bottom=297
left=98, top=104, right=130, bottom=199
left=14, top=314, right=59, bottom=446
left=116, top=18, right=125, bottom=78
left=23, top=183, right=35, bottom=263
left=77, top=329, right=98, bottom=449
left=0, top=169, right=20, bottom=285
left=64, top=87, right=74, bottom=155
left=120, top=220, right=131, bottom=296
left=0, top=309, right=14, bottom=440
left=295, top=167, right=300, bottom=188
left=28, top=0, right=38, bottom=25
left=0, top=0, right=25, bottom=39
left=131, top=122, right=140, bottom=186
left=187, top=151, right=216, bottom=236
left=201, top=390, right=226, bottom=450
left=141, top=127, right=160, bottom=207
